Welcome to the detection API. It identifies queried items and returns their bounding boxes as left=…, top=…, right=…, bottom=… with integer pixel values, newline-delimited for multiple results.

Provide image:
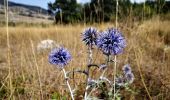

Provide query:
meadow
left=0, top=16, right=170, bottom=99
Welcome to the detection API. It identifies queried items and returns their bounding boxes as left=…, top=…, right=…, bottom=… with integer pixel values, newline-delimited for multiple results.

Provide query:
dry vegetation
left=0, top=17, right=170, bottom=99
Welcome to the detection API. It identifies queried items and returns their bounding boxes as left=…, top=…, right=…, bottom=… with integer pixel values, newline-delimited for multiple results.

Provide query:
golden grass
left=0, top=18, right=170, bottom=99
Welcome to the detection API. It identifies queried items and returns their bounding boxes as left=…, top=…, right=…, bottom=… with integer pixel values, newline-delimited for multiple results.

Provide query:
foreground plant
left=48, top=27, right=135, bottom=100
left=49, top=47, right=74, bottom=100
left=97, top=28, right=126, bottom=55
left=82, top=27, right=98, bottom=99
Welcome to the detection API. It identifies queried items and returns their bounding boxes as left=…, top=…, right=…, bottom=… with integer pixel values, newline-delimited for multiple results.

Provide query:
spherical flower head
left=82, top=27, right=98, bottom=47
left=125, top=72, right=134, bottom=84
left=122, top=64, right=131, bottom=74
left=97, top=28, right=126, bottom=55
left=49, top=47, right=71, bottom=68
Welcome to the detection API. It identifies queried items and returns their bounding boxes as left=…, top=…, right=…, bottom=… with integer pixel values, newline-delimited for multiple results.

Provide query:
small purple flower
left=125, top=72, right=134, bottom=84
left=82, top=27, right=98, bottom=47
left=97, top=28, right=126, bottom=55
left=49, top=47, right=71, bottom=67
left=122, top=64, right=131, bottom=74
left=116, top=76, right=125, bottom=86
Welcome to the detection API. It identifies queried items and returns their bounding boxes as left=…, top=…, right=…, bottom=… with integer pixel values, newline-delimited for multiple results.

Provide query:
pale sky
left=9, top=0, right=145, bottom=9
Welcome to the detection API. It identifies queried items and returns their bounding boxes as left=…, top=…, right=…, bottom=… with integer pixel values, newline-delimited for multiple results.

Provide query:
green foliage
left=51, top=92, right=67, bottom=100
left=48, top=0, right=170, bottom=24
left=0, top=83, right=7, bottom=99
left=48, top=0, right=82, bottom=24
left=83, top=0, right=117, bottom=23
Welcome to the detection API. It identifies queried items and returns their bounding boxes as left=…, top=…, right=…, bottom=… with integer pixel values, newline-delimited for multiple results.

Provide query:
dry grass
left=0, top=18, right=170, bottom=99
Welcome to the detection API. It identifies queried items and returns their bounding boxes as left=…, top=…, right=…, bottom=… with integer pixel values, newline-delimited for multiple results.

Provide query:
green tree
left=119, top=0, right=132, bottom=19
left=84, top=0, right=116, bottom=23
left=48, top=0, right=82, bottom=24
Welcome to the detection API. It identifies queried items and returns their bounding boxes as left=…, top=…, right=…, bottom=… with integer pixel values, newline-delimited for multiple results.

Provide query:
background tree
left=48, top=0, right=82, bottom=24
left=48, top=0, right=170, bottom=24
left=84, top=0, right=116, bottom=23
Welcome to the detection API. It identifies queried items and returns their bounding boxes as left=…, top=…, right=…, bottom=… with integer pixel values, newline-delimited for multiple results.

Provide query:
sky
left=9, top=0, right=145, bottom=9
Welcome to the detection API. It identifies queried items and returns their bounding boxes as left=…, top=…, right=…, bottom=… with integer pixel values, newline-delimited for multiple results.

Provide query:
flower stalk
left=100, top=55, right=110, bottom=78
left=62, top=68, right=74, bottom=100
left=84, top=45, right=93, bottom=100
left=113, top=56, right=117, bottom=100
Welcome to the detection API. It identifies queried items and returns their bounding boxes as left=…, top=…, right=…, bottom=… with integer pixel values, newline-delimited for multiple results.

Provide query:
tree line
left=47, top=0, right=170, bottom=24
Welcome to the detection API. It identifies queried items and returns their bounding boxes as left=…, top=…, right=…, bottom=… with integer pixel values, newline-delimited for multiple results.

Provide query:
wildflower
left=122, top=64, right=131, bottom=74
left=82, top=27, right=98, bottom=47
left=125, top=72, right=134, bottom=84
left=115, top=76, right=125, bottom=86
left=97, top=28, right=126, bottom=55
left=49, top=47, right=71, bottom=67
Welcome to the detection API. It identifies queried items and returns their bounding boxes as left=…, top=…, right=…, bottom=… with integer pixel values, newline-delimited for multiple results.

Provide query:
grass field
left=0, top=17, right=170, bottom=99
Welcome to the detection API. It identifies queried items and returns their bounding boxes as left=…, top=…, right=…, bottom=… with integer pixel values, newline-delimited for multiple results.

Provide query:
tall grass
left=0, top=17, right=170, bottom=99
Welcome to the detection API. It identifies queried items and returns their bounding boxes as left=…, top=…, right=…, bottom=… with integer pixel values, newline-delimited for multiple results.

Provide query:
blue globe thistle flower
left=82, top=27, right=98, bottom=47
left=97, top=28, right=126, bottom=55
left=122, top=64, right=131, bottom=74
left=125, top=72, right=134, bottom=84
left=115, top=76, right=125, bottom=86
left=49, top=47, right=71, bottom=67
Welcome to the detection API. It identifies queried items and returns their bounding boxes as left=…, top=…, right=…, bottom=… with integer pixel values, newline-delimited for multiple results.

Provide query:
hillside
left=0, top=1, right=53, bottom=24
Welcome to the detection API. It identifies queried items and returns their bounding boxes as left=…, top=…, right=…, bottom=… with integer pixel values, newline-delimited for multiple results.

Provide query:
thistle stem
left=114, top=0, right=118, bottom=99
left=62, top=68, right=74, bottom=100
left=88, top=46, right=93, bottom=64
left=84, top=86, right=88, bottom=100
left=100, top=55, right=110, bottom=78
left=113, top=56, right=117, bottom=100
left=84, top=46, right=93, bottom=100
